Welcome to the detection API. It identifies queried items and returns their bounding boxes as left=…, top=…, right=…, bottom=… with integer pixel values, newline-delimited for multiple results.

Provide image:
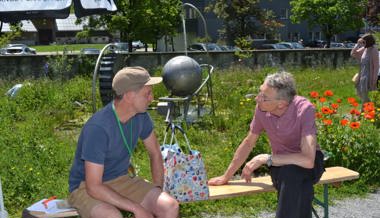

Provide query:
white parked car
left=132, top=40, right=144, bottom=49
left=4, top=44, right=36, bottom=55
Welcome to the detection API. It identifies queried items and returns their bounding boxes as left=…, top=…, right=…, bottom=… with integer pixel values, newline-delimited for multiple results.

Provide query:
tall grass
left=0, top=66, right=377, bottom=218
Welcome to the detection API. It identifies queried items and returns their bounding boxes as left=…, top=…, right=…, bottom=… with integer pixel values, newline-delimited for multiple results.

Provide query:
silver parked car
left=4, top=44, right=36, bottom=55
left=276, top=42, right=305, bottom=49
left=188, top=43, right=222, bottom=51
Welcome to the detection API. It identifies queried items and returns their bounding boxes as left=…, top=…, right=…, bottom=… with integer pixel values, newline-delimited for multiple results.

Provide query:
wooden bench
left=26, top=166, right=359, bottom=218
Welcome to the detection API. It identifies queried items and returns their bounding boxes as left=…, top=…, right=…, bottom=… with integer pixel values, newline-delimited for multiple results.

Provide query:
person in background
left=68, top=67, right=179, bottom=218
left=208, top=72, right=324, bottom=218
left=351, top=33, right=379, bottom=103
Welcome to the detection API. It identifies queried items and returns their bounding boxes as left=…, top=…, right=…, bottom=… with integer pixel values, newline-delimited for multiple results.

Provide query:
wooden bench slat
left=209, top=166, right=359, bottom=200
left=26, top=166, right=359, bottom=218
left=317, top=166, right=359, bottom=184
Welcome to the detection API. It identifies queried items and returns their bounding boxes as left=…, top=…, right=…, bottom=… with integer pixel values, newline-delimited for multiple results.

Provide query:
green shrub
left=309, top=90, right=380, bottom=184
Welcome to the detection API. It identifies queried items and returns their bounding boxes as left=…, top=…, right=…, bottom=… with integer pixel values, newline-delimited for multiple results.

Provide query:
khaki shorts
left=68, top=175, right=155, bottom=218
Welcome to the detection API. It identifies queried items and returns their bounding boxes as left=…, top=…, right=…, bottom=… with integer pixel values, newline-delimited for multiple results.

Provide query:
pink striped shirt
left=250, top=96, right=319, bottom=154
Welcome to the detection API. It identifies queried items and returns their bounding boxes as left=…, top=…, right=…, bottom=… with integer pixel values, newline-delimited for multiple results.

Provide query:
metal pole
left=182, top=3, right=209, bottom=40
left=181, top=3, right=210, bottom=55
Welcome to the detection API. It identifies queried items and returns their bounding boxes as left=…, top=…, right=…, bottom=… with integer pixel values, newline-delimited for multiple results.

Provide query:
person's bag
left=352, top=73, right=359, bottom=84
left=160, top=123, right=209, bottom=202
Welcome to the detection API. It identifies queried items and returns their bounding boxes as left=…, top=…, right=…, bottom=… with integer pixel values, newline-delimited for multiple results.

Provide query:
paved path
left=203, top=190, right=380, bottom=218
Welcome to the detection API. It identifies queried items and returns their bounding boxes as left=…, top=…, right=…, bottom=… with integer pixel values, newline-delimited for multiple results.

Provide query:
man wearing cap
left=68, top=67, right=179, bottom=218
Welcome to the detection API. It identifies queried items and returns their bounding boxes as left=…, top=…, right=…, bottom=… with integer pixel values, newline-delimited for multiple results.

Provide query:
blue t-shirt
left=68, top=102, right=153, bottom=192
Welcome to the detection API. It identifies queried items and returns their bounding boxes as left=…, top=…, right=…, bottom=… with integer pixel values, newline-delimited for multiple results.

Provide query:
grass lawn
left=0, top=65, right=378, bottom=218
left=31, top=43, right=106, bottom=52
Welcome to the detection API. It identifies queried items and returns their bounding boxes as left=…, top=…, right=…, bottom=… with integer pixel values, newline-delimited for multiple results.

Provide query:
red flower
left=350, top=122, right=360, bottom=129
left=310, top=91, right=319, bottom=98
left=340, top=119, right=349, bottom=126
left=321, top=107, right=332, bottom=114
left=331, top=103, right=339, bottom=109
left=364, top=111, right=375, bottom=119
left=324, top=90, right=334, bottom=97
left=315, top=112, right=323, bottom=119
left=323, top=119, right=333, bottom=125
left=363, top=102, right=374, bottom=108
left=347, top=97, right=356, bottom=104
left=352, top=102, right=359, bottom=107
left=319, top=97, right=327, bottom=103
left=363, top=102, right=375, bottom=112
left=350, top=109, right=360, bottom=115
left=336, top=98, right=342, bottom=103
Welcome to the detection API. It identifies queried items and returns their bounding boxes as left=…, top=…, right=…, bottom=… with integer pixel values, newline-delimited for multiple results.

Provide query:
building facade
left=183, top=0, right=363, bottom=44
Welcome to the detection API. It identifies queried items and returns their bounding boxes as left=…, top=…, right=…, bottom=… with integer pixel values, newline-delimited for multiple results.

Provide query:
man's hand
left=208, top=175, right=229, bottom=186
left=241, top=154, right=270, bottom=183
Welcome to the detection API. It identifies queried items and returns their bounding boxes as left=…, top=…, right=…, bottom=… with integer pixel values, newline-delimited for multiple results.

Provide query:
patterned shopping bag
left=160, top=123, right=209, bottom=202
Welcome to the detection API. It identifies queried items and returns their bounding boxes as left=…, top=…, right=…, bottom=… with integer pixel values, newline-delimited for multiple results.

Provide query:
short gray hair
left=265, top=71, right=297, bottom=103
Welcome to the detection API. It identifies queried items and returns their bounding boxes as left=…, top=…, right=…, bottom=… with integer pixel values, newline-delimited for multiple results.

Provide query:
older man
left=209, top=71, right=324, bottom=218
left=68, top=67, right=179, bottom=218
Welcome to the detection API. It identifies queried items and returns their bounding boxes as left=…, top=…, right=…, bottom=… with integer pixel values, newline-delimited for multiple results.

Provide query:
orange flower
left=336, top=98, right=342, bottom=103
left=319, top=97, right=327, bottom=103
left=310, top=91, right=319, bottom=98
left=350, top=109, right=360, bottom=115
left=340, top=119, right=349, bottom=126
left=363, top=103, right=375, bottom=112
left=364, top=111, right=375, bottom=119
left=321, top=107, right=332, bottom=114
left=347, top=97, right=356, bottom=104
left=315, top=112, right=323, bottom=119
left=323, top=90, right=333, bottom=97
left=350, top=122, right=360, bottom=129
left=351, top=102, right=359, bottom=107
left=331, top=103, right=339, bottom=109
left=323, top=119, right=333, bottom=125
left=363, top=102, right=374, bottom=108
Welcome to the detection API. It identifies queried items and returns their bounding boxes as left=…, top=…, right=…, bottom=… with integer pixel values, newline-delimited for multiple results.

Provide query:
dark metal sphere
left=162, top=56, right=202, bottom=97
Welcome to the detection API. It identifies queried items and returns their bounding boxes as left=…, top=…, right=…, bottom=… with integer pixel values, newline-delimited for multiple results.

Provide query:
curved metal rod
left=193, top=64, right=213, bottom=95
left=182, top=3, right=209, bottom=55
left=92, top=43, right=116, bottom=113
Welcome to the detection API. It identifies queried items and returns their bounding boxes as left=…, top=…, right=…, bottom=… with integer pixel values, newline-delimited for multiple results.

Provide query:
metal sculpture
left=159, top=56, right=215, bottom=124
left=163, top=56, right=202, bottom=97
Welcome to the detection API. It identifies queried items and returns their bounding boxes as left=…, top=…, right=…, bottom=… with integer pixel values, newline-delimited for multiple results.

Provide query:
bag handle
left=162, top=123, right=192, bottom=152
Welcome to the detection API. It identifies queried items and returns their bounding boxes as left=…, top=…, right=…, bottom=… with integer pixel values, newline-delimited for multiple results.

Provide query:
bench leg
left=312, top=184, right=329, bottom=218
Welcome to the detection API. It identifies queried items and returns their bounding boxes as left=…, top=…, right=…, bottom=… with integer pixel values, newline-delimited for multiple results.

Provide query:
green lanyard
left=112, top=101, right=133, bottom=157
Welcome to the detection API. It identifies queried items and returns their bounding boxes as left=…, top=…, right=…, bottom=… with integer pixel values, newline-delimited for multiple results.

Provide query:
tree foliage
left=290, top=0, right=367, bottom=47
left=206, top=0, right=282, bottom=45
left=78, top=0, right=182, bottom=51
left=0, top=22, right=22, bottom=47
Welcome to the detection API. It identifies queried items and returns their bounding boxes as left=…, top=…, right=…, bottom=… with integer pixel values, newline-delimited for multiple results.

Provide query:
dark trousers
left=270, top=151, right=325, bottom=218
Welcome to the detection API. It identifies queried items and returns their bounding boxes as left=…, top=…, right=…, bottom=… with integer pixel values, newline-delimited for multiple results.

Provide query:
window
left=186, top=8, right=197, bottom=19
left=279, top=8, right=289, bottom=19
left=309, top=32, right=314, bottom=40
left=315, top=32, right=321, bottom=40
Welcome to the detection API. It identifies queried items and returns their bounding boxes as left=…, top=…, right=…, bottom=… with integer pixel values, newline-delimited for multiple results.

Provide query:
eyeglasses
left=256, top=91, right=278, bottom=102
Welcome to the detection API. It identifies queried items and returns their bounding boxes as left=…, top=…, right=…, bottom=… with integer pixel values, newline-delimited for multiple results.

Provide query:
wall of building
left=0, top=49, right=357, bottom=81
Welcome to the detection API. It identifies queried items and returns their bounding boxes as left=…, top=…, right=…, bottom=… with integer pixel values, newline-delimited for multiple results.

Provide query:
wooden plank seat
left=26, top=167, right=359, bottom=218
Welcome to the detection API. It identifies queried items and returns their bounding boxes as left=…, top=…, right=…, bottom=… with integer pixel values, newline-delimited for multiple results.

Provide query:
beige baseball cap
left=112, top=66, right=162, bottom=95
